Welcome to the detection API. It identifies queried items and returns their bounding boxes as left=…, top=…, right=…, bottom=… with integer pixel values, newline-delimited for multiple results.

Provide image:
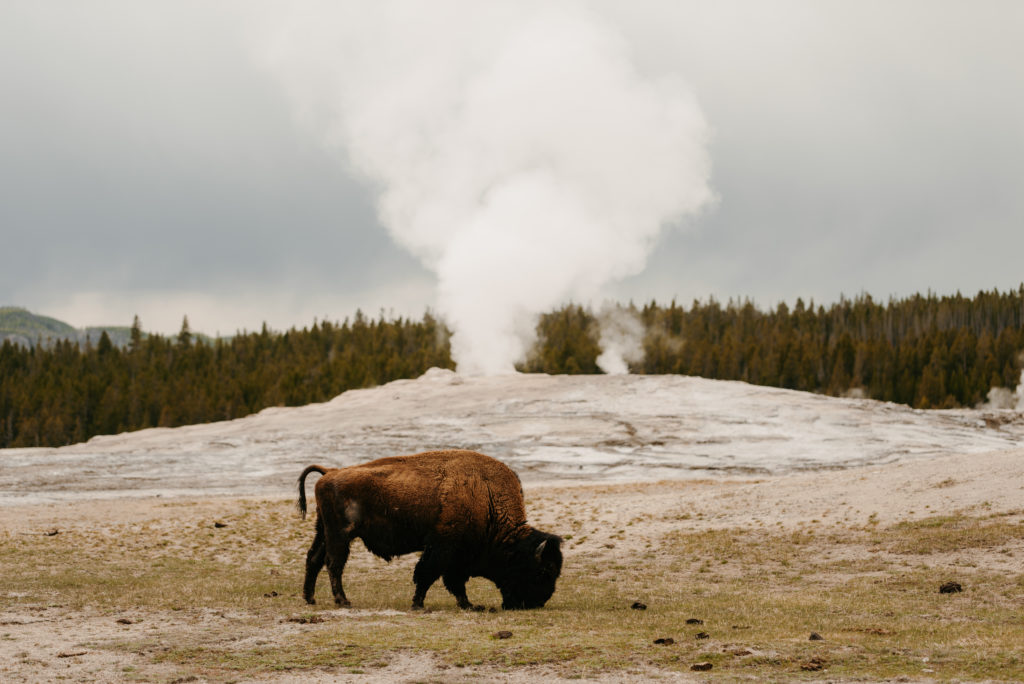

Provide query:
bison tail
left=297, top=465, right=329, bottom=519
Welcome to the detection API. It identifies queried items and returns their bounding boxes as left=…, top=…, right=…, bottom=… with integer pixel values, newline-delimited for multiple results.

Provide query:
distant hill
left=0, top=306, right=134, bottom=349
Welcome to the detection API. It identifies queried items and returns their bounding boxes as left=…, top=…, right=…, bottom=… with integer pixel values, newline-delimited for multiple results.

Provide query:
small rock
left=214, top=521, right=228, bottom=528
left=685, top=618, right=704, bottom=625
left=116, top=618, right=134, bottom=625
left=45, top=529, right=60, bottom=536
left=728, top=648, right=752, bottom=656
left=809, top=632, right=824, bottom=641
left=695, top=632, right=710, bottom=640
left=653, top=637, right=675, bottom=645
left=939, top=581, right=963, bottom=594
left=690, top=662, right=713, bottom=671
left=488, top=607, right=497, bottom=613
left=630, top=601, right=647, bottom=610
left=492, top=630, right=513, bottom=640
left=263, top=591, right=279, bottom=598
left=57, top=651, right=87, bottom=658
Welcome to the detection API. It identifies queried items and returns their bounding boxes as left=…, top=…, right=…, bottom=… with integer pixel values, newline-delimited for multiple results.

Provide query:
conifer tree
left=177, top=316, right=192, bottom=347
left=130, top=315, right=142, bottom=352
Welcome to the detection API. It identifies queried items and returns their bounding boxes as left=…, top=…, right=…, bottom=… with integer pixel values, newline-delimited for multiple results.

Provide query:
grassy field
left=3, top=488, right=1024, bottom=682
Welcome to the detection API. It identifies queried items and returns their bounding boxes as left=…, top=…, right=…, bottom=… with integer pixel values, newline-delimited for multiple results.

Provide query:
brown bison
left=297, top=449, right=562, bottom=610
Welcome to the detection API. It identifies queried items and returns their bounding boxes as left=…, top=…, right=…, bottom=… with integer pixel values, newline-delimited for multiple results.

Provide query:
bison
left=297, top=449, right=562, bottom=610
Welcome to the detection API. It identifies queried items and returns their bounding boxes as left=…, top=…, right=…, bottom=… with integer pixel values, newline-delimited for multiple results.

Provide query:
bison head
left=498, top=530, right=563, bottom=610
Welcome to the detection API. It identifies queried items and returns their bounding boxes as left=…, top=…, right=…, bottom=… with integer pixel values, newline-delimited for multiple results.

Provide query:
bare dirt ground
left=3, top=446, right=1023, bottom=683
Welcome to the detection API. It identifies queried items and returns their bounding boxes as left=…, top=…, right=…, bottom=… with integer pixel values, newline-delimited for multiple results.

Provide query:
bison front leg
left=303, top=516, right=326, bottom=604
left=411, top=544, right=448, bottom=610
left=443, top=571, right=476, bottom=610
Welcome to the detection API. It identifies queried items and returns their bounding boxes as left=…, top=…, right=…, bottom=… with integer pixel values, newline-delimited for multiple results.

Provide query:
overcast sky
left=2, top=1, right=1022, bottom=335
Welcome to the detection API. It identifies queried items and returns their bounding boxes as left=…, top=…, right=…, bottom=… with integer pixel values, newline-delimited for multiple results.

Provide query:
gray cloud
left=609, top=0, right=1024, bottom=305
left=1, top=1, right=1022, bottom=334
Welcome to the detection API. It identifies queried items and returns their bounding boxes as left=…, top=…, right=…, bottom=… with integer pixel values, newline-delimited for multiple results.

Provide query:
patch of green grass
left=888, top=514, right=1024, bottom=554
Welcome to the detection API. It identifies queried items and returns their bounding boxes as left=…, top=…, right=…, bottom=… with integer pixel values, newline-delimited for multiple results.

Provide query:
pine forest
left=2, top=288, right=1023, bottom=449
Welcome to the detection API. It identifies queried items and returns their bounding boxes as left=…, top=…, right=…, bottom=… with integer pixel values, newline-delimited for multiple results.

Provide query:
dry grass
left=3, top=493, right=1024, bottom=681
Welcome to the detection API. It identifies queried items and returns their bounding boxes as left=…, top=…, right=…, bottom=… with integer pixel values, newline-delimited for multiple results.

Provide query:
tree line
left=525, top=288, right=1024, bottom=409
left=0, top=312, right=452, bottom=448
left=2, top=288, right=1023, bottom=448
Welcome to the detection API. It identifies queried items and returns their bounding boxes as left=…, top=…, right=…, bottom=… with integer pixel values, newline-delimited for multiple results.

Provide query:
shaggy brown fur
left=297, top=450, right=562, bottom=610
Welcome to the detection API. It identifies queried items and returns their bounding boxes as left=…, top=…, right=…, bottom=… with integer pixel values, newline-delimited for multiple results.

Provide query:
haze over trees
left=0, top=306, right=133, bottom=349
left=1, top=288, right=1022, bottom=448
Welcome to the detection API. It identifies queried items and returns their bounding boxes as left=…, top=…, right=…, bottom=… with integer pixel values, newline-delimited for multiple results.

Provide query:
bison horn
left=535, top=539, right=547, bottom=562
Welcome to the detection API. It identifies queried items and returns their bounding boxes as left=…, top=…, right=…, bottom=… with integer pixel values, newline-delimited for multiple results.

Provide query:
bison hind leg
left=318, top=500, right=356, bottom=608
left=325, top=542, right=352, bottom=608
left=303, top=516, right=326, bottom=604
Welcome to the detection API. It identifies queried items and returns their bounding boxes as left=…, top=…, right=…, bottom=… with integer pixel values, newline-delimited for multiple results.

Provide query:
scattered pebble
left=57, top=651, right=87, bottom=658
left=115, top=618, right=134, bottom=625
left=263, top=591, right=279, bottom=598
left=690, top=662, right=713, bottom=671
left=488, top=607, right=497, bottom=613
left=939, top=581, right=963, bottom=594
left=213, top=521, right=228, bottom=528
left=728, top=648, right=752, bottom=656
left=630, top=601, right=647, bottom=610
left=809, top=632, right=824, bottom=641
left=492, top=630, right=513, bottom=640
left=685, top=618, right=703, bottom=625
left=285, top=615, right=324, bottom=624
left=695, top=632, right=710, bottom=640
left=653, top=637, right=675, bottom=645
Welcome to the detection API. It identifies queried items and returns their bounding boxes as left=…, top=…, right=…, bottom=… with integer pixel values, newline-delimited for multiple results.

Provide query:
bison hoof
left=304, top=597, right=316, bottom=605
left=334, top=598, right=351, bottom=608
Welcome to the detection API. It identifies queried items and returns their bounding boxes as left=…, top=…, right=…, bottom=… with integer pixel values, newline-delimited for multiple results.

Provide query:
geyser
left=262, top=0, right=713, bottom=374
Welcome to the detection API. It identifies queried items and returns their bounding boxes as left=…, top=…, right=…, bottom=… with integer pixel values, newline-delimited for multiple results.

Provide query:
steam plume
left=596, top=304, right=645, bottom=374
left=982, top=368, right=1024, bottom=410
left=261, top=1, right=713, bottom=374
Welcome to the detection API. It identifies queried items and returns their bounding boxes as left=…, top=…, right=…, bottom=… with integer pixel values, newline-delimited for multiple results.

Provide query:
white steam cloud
left=260, top=1, right=713, bottom=374
left=982, top=368, right=1024, bottom=411
left=595, top=304, right=645, bottom=375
